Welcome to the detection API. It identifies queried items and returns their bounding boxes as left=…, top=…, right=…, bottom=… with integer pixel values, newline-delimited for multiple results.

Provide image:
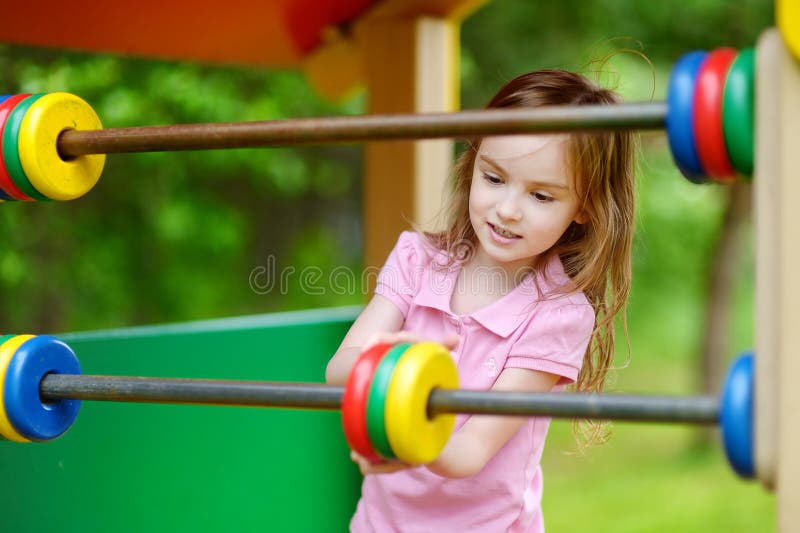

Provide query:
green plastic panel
left=0, top=306, right=362, bottom=532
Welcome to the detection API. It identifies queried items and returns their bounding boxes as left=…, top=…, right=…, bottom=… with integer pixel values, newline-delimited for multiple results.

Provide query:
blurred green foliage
left=0, top=49, right=365, bottom=331
left=0, top=0, right=771, bottom=336
left=461, top=0, right=772, bottom=106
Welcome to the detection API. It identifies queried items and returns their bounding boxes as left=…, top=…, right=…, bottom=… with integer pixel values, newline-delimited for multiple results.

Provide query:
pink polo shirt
left=350, top=231, right=595, bottom=533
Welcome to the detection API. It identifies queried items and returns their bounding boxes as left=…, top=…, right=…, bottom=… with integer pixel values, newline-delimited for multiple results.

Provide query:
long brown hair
left=429, top=70, right=636, bottom=443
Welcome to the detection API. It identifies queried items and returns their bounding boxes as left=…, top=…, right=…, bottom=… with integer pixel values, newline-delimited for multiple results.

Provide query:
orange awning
left=0, top=0, right=378, bottom=66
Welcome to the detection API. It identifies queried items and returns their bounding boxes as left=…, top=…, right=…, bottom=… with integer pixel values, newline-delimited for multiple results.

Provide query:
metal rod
left=40, top=374, right=718, bottom=425
left=57, top=102, right=667, bottom=157
left=428, top=389, right=719, bottom=424
left=40, top=375, right=345, bottom=410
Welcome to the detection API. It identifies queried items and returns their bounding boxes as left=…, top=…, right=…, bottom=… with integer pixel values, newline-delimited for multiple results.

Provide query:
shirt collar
left=413, top=255, right=570, bottom=338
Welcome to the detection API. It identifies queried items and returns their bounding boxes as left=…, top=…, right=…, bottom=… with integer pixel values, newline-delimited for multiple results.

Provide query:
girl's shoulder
left=377, top=232, right=450, bottom=309
left=391, top=231, right=449, bottom=271
left=533, top=256, right=594, bottom=317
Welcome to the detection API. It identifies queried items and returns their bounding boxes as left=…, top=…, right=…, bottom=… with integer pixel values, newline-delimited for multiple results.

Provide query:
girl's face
left=468, top=134, right=585, bottom=274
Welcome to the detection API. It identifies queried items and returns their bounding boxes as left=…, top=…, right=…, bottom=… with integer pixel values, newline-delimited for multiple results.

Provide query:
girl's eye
left=531, top=192, right=554, bottom=202
left=482, top=172, right=502, bottom=185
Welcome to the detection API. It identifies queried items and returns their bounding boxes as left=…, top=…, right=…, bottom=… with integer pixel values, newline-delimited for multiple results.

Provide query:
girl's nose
left=496, top=192, right=522, bottom=221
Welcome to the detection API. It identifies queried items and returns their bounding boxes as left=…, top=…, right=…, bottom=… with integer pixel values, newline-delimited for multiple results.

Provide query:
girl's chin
left=476, top=242, right=530, bottom=266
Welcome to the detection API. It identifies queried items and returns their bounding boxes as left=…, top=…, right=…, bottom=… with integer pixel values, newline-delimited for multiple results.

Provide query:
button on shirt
left=351, top=232, right=595, bottom=533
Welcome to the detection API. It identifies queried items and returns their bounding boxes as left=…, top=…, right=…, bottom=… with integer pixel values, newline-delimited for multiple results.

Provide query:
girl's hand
left=362, top=331, right=459, bottom=352
left=350, top=450, right=413, bottom=475
left=351, top=331, right=457, bottom=476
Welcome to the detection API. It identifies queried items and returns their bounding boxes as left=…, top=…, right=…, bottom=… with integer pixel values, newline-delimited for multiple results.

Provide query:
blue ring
left=667, top=51, right=708, bottom=184
left=720, top=352, right=755, bottom=478
left=4, top=335, right=81, bottom=441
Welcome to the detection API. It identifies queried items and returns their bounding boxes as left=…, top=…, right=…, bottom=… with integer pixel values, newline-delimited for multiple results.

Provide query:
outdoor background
left=0, top=0, right=775, bottom=531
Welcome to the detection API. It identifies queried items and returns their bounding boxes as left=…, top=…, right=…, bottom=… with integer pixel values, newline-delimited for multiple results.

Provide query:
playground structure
left=0, top=1, right=797, bottom=530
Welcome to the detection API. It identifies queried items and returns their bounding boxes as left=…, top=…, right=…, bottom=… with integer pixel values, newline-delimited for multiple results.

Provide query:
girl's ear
left=573, top=210, right=588, bottom=225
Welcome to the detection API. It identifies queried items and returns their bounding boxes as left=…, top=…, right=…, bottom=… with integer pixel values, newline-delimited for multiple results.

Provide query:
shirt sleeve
left=505, top=299, right=595, bottom=386
left=374, top=231, right=429, bottom=317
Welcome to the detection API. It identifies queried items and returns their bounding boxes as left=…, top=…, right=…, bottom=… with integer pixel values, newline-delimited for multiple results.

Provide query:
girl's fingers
left=387, top=331, right=422, bottom=344
left=361, top=331, right=460, bottom=354
left=362, top=331, right=415, bottom=351
left=441, top=333, right=459, bottom=350
left=361, top=333, right=379, bottom=352
left=361, top=462, right=410, bottom=475
left=362, top=331, right=409, bottom=351
left=350, top=450, right=411, bottom=475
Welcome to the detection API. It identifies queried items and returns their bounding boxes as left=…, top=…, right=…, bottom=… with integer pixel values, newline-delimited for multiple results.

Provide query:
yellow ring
left=779, top=0, right=800, bottom=61
left=18, top=92, right=105, bottom=201
left=0, top=335, right=35, bottom=442
left=385, top=342, right=458, bottom=464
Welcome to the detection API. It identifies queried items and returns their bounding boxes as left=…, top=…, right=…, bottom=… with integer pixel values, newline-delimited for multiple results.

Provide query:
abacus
left=0, top=16, right=797, bottom=532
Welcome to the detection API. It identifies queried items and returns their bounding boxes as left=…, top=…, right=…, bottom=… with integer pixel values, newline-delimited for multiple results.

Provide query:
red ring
left=0, top=94, right=34, bottom=200
left=341, top=342, right=393, bottom=462
left=693, top=48, right=738, bottom=182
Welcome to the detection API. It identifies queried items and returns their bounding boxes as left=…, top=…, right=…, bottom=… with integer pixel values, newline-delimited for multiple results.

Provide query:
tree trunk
left=697, top=181, right=752, bottom=443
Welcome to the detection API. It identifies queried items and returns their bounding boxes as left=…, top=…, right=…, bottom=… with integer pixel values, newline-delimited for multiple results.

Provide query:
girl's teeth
left=493, top=225, right=515, bottom=238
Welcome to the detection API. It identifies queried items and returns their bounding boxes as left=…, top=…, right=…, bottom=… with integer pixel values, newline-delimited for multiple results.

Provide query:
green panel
left=0, top=307, right=362, bottom=532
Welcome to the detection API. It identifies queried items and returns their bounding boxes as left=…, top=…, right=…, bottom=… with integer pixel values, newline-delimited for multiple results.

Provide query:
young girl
left=326, top=69, right=636, bottom=532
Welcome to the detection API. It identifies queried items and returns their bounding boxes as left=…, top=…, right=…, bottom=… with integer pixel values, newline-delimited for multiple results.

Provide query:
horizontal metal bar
left=40, top=373, right=718, bottom=425
left=40, top=374, right=345, bottom=410
left=57, top=102, right=667, bottom=157
left=428, top=389, right=719, bottom=425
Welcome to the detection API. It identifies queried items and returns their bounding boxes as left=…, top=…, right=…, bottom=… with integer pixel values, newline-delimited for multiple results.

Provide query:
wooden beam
left=362, top=0, right=489, bottom=21
left=360, top=17, right=459, bottom=276
left=755, top=29, right=780, bottom=491
left=755, top=28, right=800, bottom=526
left=303, top=0, right=487, bottom=104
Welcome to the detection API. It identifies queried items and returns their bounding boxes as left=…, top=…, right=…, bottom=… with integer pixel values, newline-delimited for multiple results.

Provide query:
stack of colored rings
left=341, top=341, right=458, bottom=465
left=667, top=47, right=755, bottom=183
left=0, top=92, right=105, bottom=202
left=0, top=334, right=82, bottom=442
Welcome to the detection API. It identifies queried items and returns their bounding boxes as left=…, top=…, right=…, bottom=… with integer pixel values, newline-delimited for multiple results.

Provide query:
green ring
left=2, top=94, right=49, bottom=201
left=0, top=334, right=16, bottom=346
left=366, top=343, right=411, bottom=460
left=722, top=48, right=755, bottom=179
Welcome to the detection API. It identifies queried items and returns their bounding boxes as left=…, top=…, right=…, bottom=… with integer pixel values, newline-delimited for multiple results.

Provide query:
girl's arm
left=325, top=295, right=405, bottom=385
left=426, top=367, right=559, bottom=478
left=352, top=366, right=559, bottom=478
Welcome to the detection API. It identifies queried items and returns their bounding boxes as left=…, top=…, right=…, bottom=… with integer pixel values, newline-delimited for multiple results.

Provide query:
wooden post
left=360, top=16, right=459, bottom=274
left=754, top=28, right=800, bottom=525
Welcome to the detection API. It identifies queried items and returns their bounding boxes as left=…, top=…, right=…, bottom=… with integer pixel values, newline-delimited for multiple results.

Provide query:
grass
left=537, top=312, right=774, bottom=532
left=542, top=421, right=775, bottom=532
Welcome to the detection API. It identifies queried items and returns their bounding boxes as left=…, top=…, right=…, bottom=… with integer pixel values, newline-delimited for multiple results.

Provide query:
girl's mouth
left=488, top=222, right=521, bottom=239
